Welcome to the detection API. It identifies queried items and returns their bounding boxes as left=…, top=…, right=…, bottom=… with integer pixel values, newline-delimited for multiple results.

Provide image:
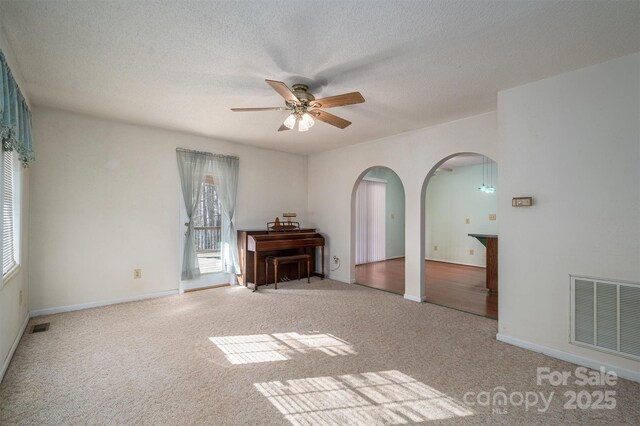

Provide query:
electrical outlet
left=434, top=245, right=438, bottom=251
left=133, top=269, right=142, bottom=279
left=465, top=218, right=470, bottom=224
left=489, top=213, right=497, bottom=221
left=469, top=249, right=474, bottom=255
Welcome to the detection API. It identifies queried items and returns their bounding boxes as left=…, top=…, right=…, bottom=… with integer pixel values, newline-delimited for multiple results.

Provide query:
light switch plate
left=489, top=213, right=497, bottom=221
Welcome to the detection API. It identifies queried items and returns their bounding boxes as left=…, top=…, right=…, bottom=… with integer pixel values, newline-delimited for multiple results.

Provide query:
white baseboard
left=0, top=313, right=29, bottom=384
left=324, top=271, right=348, bottom=283
left=496, top=333, right=640, bottom=383
left=426, top=258, right=485, bottom=268
left=30, top=289, right=179, bottom=317
left=180, top=272, right=233, bottom=293
left=404, top=293, right=425, bottom=303
left=182, top=283, right=230, bottom=293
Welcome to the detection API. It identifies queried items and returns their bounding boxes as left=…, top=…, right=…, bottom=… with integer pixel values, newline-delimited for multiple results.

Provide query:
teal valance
left=0, top=50, right=34, bottom=167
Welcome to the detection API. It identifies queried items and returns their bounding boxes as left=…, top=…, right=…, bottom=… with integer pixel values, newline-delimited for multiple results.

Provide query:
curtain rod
left=176, top=147, right=239, bottom=160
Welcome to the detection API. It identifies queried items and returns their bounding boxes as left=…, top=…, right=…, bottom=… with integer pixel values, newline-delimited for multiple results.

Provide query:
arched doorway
left=350, top=166, right=406, bottom=295
left=421, top=153, right=498, bottom=318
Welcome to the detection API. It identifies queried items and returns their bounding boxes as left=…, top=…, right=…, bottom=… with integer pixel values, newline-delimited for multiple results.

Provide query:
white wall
left=498, top=53, right=640, bottom=374
left=29, top=107, right=308, bottom=312
left=0, top=24, right=30, bottom=382
left=363, top=167, right=405, bottom=259
left=308, top=112, right=498, bottom=300
left=425, top=163, right=498, bottom=266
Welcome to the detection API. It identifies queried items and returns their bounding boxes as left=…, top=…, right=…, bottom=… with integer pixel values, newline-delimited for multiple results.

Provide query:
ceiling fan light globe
left=298, top=119, right=311, bottom=132
left=301, top=113, right=315, bottom=128
left=283, top=114, right=297, bottom=129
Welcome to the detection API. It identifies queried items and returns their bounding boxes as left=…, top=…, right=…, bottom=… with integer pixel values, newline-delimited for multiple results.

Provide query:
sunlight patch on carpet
left=209, top=334, right=291, bottom=364
left=209, top=332, right=356, bottom=365
left=254, top=370, right=473, bottom=425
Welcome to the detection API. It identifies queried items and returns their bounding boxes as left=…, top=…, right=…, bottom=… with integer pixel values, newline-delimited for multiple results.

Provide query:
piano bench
left=265, top=254, right=311, bottom=290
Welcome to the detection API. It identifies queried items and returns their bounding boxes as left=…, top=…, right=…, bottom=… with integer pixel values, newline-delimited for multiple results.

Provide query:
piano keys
left=237, top=229, right=325, bottom=291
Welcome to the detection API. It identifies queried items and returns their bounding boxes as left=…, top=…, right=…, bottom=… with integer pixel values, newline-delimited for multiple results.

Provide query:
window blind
left=355, top=179, right=386, bottom=265
left=2, top=150, right=16, bottom=275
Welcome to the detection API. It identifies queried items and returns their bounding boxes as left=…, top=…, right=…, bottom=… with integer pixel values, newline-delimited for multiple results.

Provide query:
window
left=2, top=150, right=18, bottom=278
left=193, top=175, right=223, bottom=274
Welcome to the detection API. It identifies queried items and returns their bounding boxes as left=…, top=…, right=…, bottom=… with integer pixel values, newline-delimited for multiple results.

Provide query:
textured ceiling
left=0, top=0, right=638, bottom=155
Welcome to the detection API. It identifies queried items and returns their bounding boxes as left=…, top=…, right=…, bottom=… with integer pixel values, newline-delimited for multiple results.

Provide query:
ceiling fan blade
left=231, top=107, right=289, bottom=112
left=265, top=79, right=299, bottom=104
left=278, top=124, right=291, bottom=132
left=311, top=92, right=364, bottom=109
left=313, top=110, right=352, bottom=129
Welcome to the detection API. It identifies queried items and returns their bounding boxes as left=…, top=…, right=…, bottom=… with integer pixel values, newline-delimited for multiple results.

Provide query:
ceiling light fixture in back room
left=231, top=80, right=365, bottom=132
left=478, top=156, right=496, bottom=193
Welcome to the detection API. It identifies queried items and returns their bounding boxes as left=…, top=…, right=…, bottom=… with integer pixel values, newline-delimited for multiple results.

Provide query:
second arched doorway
left=422, top=153, right=498, bottom=319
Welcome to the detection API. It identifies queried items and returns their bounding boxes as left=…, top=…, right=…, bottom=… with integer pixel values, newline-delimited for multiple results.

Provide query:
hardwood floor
left=355, top=258, right=498, bottom=319
left=354, top=259, right=406, bottom=295
left=425, top=260, right=498, bottom=319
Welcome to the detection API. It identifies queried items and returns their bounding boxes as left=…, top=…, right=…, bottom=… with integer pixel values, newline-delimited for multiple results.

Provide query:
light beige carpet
left=0, top=279, right=638, bottom=425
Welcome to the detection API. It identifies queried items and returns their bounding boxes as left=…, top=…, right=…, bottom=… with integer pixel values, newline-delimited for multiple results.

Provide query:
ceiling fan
left=231, top=80, right=365, bottom=132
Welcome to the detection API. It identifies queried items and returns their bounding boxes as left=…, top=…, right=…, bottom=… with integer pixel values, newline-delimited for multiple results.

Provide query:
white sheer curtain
left=177, top=148, right=240, bottom=280
left=176, top=150, right=207, bottom=280
left=355, top=179, right=386, bottom=265
left=209, top=155, right=240, bottom=275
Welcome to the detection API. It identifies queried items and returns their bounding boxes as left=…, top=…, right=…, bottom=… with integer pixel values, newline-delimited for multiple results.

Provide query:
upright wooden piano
left=237, top=229, right=325, bottom=290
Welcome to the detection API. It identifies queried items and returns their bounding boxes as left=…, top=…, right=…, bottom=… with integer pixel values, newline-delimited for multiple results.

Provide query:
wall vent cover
left=31, top=323, right=50, bottom=333
left=571, top=276, right=640, bottom=360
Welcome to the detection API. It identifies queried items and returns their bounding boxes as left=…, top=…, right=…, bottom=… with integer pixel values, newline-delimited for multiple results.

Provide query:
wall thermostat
left=512, top=196, right=533, bottom=207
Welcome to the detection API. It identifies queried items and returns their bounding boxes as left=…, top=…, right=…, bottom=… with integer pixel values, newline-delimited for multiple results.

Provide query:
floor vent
left=571, top=276, right=640, bottom=360
left=31, top=323, right=50, bottom=333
